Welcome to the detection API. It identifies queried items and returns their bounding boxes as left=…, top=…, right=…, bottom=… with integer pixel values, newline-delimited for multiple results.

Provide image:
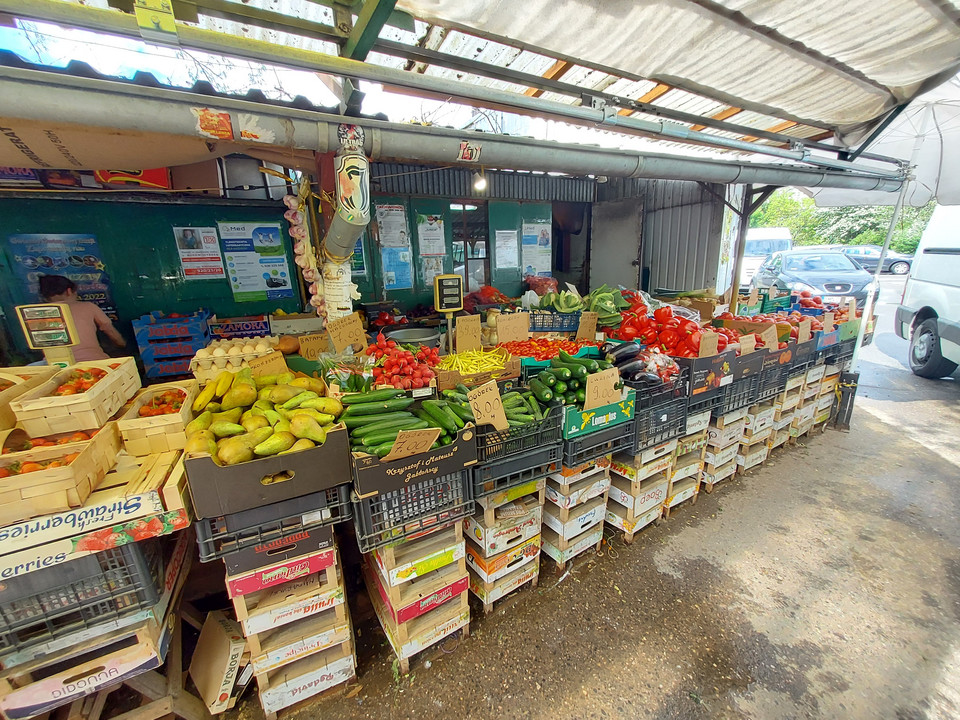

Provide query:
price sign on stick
left=298, top=333, right=329, bottom=361
left=497, top=312, right=529, bottom=344
left=382, top=428, right=442, bottom=462
left=327, top=312, right=367, bottom=353
left=740, top=334, right=756, bottom=354
left=823, top=312, right=835, bottom=333
left=456, top=314, right=481, bottom=352
left=576, top=311, right=598, bottom=341
left=583, top=367, right=620, bottom=411
left=467, top=380, right=509, bottom=431
left=248, top=351, right=289, bottom=377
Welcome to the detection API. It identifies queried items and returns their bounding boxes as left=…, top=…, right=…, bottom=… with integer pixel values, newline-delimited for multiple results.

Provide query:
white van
left=740, top=227, right=792, bottom=288
left=895, top=205, right=960, bottom=378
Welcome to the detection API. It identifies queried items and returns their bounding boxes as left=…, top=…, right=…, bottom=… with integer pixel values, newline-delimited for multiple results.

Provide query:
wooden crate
left=372, top=523, right=464, bottom=588
left=607, top=471, right=668, bottom=518
left=0, top=422, right=120, bottom=527
left=363, top=558, right=467, bottom=626
left=736, top=442, right=769, bottom=474
left=663, top=476, right=699, bottom=518
left=607, top=447, right=674, bottom=483
left=701, top=458, right=737, bottom=493
left=545, top=468, right=610, bottom=515
left=0, top=368, right=56, bottom=431
left=541, top=521, right=602, bottom=572
left=233, top=567, right=345, bottom=637
left=676, top=429, right=708, bottom=457
left=464, top=493, right=542, bottom=558
left=10, top=358, right=140, bottom=436
left=248, top=604, right=352, bottom=675
left=543, top=492, right=607, bottom=538
left=475, top=477, right=545, bottom=526
left=671, top=450, right=702, bottom=483
left=605, top=500, right=661, bottom=543
left=256, top=641, right=356, bottom=718
left=465, top=533, right=540, bottom=584
left=117, top=380, right=198, bottom=456
left=468, top=555, right=539, bottom=615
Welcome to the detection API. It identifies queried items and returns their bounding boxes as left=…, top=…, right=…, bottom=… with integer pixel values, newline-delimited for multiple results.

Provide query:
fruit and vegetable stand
left=0, top=276, right=868, bottom=720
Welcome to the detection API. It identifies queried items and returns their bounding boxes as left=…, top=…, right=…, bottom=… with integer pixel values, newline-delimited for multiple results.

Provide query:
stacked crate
left=664, top=437, right=703, bottom=518
left=738, top=404, right=774, bottom=474
left=364, top=524, right=469, bottom=674
left=704, top=408, right=745, bottom=491
left=814, top=365, right=841, bottom=427
left=132, top=310, right=211, bottom=378
left=790, top=363, right=825, bottom=441
left=227, top=527, right=355, bottom=719
left=604, top=440, right=672, bottom=542
left=542, top=460, right=609, bottom=570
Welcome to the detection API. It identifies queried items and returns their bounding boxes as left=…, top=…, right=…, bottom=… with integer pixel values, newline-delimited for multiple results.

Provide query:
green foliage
left=750, top=189, right=935, bottom=254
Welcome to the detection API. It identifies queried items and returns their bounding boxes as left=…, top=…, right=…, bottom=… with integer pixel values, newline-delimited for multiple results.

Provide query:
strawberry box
left=117, top=381, right=198, bottom=457
left=0, top=367, right=57, bottom=431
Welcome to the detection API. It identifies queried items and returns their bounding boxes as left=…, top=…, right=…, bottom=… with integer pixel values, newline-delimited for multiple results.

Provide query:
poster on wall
left=217, top=221, right=295, bottom=302
left=375, top=205, right=410, bottom=247
left=521, top=223, right=552, bottom=277
left=381, top=247, right=413, bottom=290
left=421, top=256, right=446, bottom=286
left=416, top=214, right=446, bottom=256
left=375, top=204, right=413, bottom=290
left=350, top=237, right=366, bottom=276
left=172, top=226, right=226, bottom=280
left=5, top=234, right=118, bottom=319
left=494, top=230, right=519, bottom=268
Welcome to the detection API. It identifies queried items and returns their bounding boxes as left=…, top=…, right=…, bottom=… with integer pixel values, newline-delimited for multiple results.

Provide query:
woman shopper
left=38, top=275, right=126, bottom=361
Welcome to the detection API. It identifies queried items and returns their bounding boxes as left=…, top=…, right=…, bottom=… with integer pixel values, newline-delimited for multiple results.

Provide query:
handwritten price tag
left=583, top=367, right=620, bottom=411
left=798, top=318, right=812, bottom=343
left=698, top=331, right=719, bottom=358
left=247, top=351, right=289, bottom=377
left=382, top=428, right=442, bottom=462
left=497, top=312, right=529, bottom=344
left=576, top=311, right=598, bottom=341
left=327, top=312, right=367, bottom=353
left=759, top=325, right=779, bottom=349
left=823, top=311, right=835, bottom=333
left=456, top=314, right=481, bottom=352
left=467, top=380, right=509, bottom=431
left=740, top=333, right=756, bottom=354
left=298, top=332, right=329, bottom=361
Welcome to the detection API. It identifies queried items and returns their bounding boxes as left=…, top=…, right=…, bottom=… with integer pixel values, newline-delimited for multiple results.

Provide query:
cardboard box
left=468, top=558, right=538, bottom=605
left=352, top=426, right=476, bottom=498
left=223, top=523, right=335, bottom=577
left=225, top=546, right=336, bottom=598
left=674, top=350, right=736, bottom=397
left=545, top=470, right=610, bottom=510
left=805, top=364, right=826, bottom=384
left=774, top=411, right=795, bottom=430
left=793, top=403, right=816, bottom=426
left=250, top=608, right=350, bottom=674
left=707, top=418, right=745, bottom=448
left=190, top=611, right=247, bottom=715
left=372, top=525, right=464, bottom=587
left=366, top=560, right=467, bottom=625
left=703, top=442, right=739, bottom=469
left=542, top=495, right=606, bottom=541
left=561, top=389, right=636, bottom=439
left=465, top=534, right=540, bottom=583
left=608, top=473, right=669, bottom=516
left=701, top=459, right=737, bottom=486
left=258, top=645, right=356, bottom=715
left=608, top=449, right=673, bottom=483
left=540, top=523, right=602, bottom=565
left=667, top=476, right=699, bottom=507
left=745, top=405, right=775, bottom=433
left=741, top=426, right=772, bottom=445
left=549, top=461, right=607, bottom=485
left=817, top=393, right=835, bottom=411
left=436, top=357, right=522, bottom=392
left=207, top=315, right=271, bottom=339
left=736, top=444, right=768, bottom=470
left=714, top=406, right=748, bottom=428
left=685, top=409, right=712, bottom=435
left=676, top=430, right=708, bottom=456
left=606, top=501, right=661, bottom=535
left=238, top=571, right=345, bottom=637
left=672, top=451, right=702, bottom=482
left=269, top=313, right=327, bottom=336
left=185, top=427, right=350, bottom=519
left=463, top=496, right=542, bottom=558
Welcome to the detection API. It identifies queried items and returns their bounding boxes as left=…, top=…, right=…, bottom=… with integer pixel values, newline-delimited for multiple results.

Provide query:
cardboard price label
left=467, top=380, right=509, bottom=431
left=759, top=325, right=779, bottom=349
left=747, top=288, right=759, bottom=305
left=582, top=367, right=620, bottom=411
left=698, top=331, right=719, bottom=358
left=327, top=312, right=367, bottom=353
left=382, top=428, right=442, bottom=462
left=248, top=351, right=289, bottom=377
left=798, top=318, right=812, bottom=343
left=497, top=312, right=529, bottom=344
left=740, top=333, right=756, bottom=354
left=823, top=312, right=835, bottom=333
left=847, top=298, right=857, bottom=316
left=297, top=333, right=329, bottom=361
left=576, top=311, right=598, bottom=341
left=456, top=314, right=481, bottom=352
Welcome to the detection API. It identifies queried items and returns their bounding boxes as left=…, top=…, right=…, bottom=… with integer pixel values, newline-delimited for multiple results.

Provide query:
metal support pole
left=729, top=184, right=753, bottom=314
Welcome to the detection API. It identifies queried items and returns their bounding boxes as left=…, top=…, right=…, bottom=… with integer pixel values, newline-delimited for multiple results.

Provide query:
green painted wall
left=0, top=197, right=301, bottom=356
left=488, top=200, right=552, bottom=297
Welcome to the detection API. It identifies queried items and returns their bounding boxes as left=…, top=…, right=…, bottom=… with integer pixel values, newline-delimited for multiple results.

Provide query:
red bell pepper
left=653, top=306, right=673, bottom=323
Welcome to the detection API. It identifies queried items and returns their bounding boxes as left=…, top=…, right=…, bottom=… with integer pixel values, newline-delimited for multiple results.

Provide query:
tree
left=750, top=189, right=935, bottom=254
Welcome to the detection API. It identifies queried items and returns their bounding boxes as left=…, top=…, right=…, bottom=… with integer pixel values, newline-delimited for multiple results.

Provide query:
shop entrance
left=450, top=201, right=488, bottom=292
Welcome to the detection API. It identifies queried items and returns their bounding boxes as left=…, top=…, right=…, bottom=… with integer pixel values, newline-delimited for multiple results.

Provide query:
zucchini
left=342, top=411, right=415, bottom=429
left=575, top=389, right=587, bottom=404
left=564, top=391, right=578, bottom=405
left=352, top=416, right=425, bottom=439
left=362, top=421, right=430, bottom=446
left=341, top=398, right=416, bottom=416
left=341, top=388, right=405, bottom=405
left=536, top=371, right=557, bottom=387
left=550, top=358, right=588, bottom=380
left=456, top=383, right=471, bottom=396
left=547, top=397, right=565, bottom=407
left=527, top=395, right=543, bottom=421
left=441, top=389, right=469, bottom=403
left=528, top=378, right=554, bottom=403
left=544, top=366, right=572, bottom=382
left=559, top=350, right=600, bottom=374
left=554, top=380, right=568, bottom=395
left=422, top=400, right=458, bottom=434
left=567, top=379, right=581, bottom=391
left=596, top=360, right=614, bottom=371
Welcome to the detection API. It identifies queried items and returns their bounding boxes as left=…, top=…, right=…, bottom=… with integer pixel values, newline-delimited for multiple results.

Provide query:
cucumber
left=449, top=403, right=475, bottom=422
left=422, top=400, right=458, bottom=434
left=550, top=358, right=588, bottom=379
left=372, top=441, right=396, bottom=457
left=441, top=389, right=469, bottom=403
left=342, top=411, right=415, bottom=429
left=564, top=391, right=578, bottom=405
left=438, top=401, right=465, bottom=429
left=414, top=407, right=444, bottom=430
left=439, top=434, right=453, bottom=446
left=341, top=388, right=405, bottom=405
left=544, top=366, right=572, bottom=382
left=575, top=389, right=587, bottom=404
left=352, top=416, right=425, bottom=439
left=536, top=371, right=557, bottom=387
left=456, top=383, right=471, bottom=396
left=559, top=350, right=600, bottom=374
left=528, top=379, right=554, bottom=403
left=362, top=421, right=430, bottom=446
left=554, top=380, right=568, bottom=395
left=501, top=392, right=524, bottom=405
left=341, top=398, right=416, bottom=416
left=527, top=395, right=543, bottom=421
left=507, top=419, right=526, bottom=427
left=505, top=412, right=535, bottom=422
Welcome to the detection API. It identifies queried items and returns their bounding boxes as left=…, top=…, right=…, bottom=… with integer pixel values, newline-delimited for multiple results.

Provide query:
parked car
left=833, top=245, right=913, bottom=274
left=895, top=206, right=960, bottom=378
left=739, top=227, right=793, bottom=289
left=750, top=249, right=879, bottom=306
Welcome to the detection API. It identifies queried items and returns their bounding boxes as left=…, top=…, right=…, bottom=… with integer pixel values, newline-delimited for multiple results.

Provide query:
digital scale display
left=433, top=274, right=464, bottom=313
left=15, top=304, right=79, bottom=350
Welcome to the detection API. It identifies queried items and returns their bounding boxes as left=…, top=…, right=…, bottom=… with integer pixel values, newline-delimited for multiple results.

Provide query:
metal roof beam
left=342, top=0, right=398, bottom=60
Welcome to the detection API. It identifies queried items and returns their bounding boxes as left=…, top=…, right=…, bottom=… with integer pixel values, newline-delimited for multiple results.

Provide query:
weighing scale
left=433, top=274, right=464, bottom=355
left=14, top=303, right=80, bottom=367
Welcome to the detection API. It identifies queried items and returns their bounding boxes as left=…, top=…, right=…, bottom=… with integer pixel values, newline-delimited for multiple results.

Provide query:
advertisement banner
left=217, top=222, right=294, bottom=302
left=5, top=234, right=117, bottom=319
left=521, top=223, right=552, bottom=276
left=172, top=226, right=226, bottom=280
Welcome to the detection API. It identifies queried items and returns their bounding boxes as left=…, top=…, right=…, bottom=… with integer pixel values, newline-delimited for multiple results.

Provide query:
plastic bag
left=525, top=275, right=558, bottom=296
left=521, top=290, right=540, bottom=309
left=636, top=289, right=700, bottom=322
left=316, top=351, right=373, bottom=392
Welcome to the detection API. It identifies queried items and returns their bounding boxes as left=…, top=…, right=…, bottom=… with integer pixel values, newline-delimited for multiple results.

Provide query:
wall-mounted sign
left=173, top=226, right=225, bottom=280
left=218, top=222, right=294, bottom=302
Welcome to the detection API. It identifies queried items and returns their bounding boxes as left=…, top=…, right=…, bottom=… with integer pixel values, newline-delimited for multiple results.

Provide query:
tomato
left=20, top=462, right=45, bottom=474
left=0, top=468, right=10, bottom=478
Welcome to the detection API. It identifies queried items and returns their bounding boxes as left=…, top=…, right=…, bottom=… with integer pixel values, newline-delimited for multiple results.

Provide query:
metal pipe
left=729, top=185, right=753, bottom=312
left=0, top=65, right=904, bottom=192
left=1, top=0, right=905, bottom=178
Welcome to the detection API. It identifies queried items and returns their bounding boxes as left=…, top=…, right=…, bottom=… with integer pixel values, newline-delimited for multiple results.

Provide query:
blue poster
left=380, top=246, right=413, bottom=290
left=5, top=234, right=117, bottom=319
left=217, top=221, right=295, bottom=302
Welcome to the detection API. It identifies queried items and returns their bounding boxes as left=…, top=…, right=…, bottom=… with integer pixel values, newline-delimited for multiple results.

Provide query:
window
left=450, top=202, right=488, bottom=292
left=784, top=253, right=858, bottom=272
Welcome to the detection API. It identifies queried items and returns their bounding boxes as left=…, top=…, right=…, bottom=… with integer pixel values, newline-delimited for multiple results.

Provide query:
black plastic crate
left=563, top=418, right=635, bottom=467
left=471, top=442, right=561, bottom=498
left=720, top=374, right=760, bottom=414
left=686, top=392, right=722, bottom=417
left=475, top=406, right=562, bottom=464
left=633, top=396, right=688, bottom=453
left=757, top=365, right=786, bottom=402
left=825, top=338, right=856, bottom=366
left=0, top=540, right=163, bottom=656
left=625, top=366, right=689, bottom=410
left=353, top=471, right=473, bottom=553
left=195, top=484, right=352, bottom=563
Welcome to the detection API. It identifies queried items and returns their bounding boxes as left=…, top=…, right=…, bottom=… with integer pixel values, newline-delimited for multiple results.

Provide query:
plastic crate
left=625, top=366, right=689, bottom=410
left=720, top=374, right=760, bottom=414
left=757, top=365, right=787, bottom=402
left=471, top=442, right=561, bottom=498
left=475, top=406, right=562, bottom=464
left=563, top=418, right=635, bottom=466
left=353, top=471, right=473, bottom=553
left=824, top=338, right=856, bottom=365
left=132, top=310, right=210, bottom=343
left=528, top=311, right=581, bottom=333
left=143, top=357, right=194, bottom=378
left=633, top=397, right=688, bottom=454
left=686, top=393, right=722, bottom=416
left=0, top=540, right=163, bottom=656
left=195, top=485, right=352, bottom=563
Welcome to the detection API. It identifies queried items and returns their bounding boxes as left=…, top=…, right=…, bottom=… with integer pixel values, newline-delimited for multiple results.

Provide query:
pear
left=254, top=374, right=279, bottom=389
left=210, top=421, right=245, bottom=438
left=234, top=368, right=255, bottom=386
left=289, top=376, right=326, bottom=395
left=265, top=385, right=302, bottom=405
left=299, top=397, right=342, bottom=417
left=289, top=415, right=327, bottom=445
left=261, top=409, right=283, bottom=427
left=204, top=401, right=222, bottom=414
left=242, top=414, right=271, bottom=432
left=254, top=430, right=297, bottom=456
left=253, top=399, right=274, bottom=413
left=184, top=411, right=212, bottom=436
left=279, top=408, right=334, bottom=425
left=184, top=430, right=217, bottom=456
left=276, top=372, right=297, bottom=385
left=221, top=382, right=257, bottom=411
left=280, top=391, right=318, bottom=410
left=274, top=416, right=291, bottom=434
left=211, top=407, right=242, bottom=424
left=279, top=438, right=315, bottom=455
left=216, top=436, right=254, bottom=466
left=242, top=426, right=275, bottom=447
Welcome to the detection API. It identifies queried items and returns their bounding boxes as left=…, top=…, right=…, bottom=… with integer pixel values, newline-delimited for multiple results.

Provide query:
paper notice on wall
left=417, top=214, right=446, bottom=256
left=521, top=223, right=552, bottom=276
left=350, top=237, right=366, bottom=276
left=173, top=227, right=225, bottom=280
left=495, top=230, right=519, bottom=268
left=421, top=256, right=445, bottom=286
left=376, top=204, right=410, bottom=248
left=218, top=222, right=294, bottom=302
left=381, top=247, right=413, bottom=290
